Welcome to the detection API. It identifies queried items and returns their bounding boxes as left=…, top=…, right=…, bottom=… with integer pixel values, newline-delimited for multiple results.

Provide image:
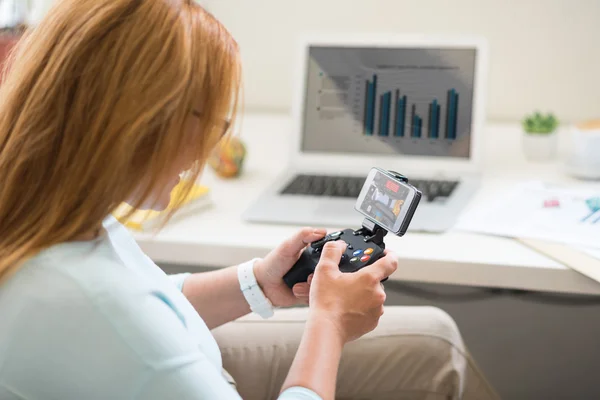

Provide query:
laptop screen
left=301, top=45, right=477, bottom=159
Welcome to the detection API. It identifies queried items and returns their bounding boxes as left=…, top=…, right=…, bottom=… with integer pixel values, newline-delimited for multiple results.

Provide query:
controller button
left=350, top=257, right=360, bottom=263
left=352, top=249, right=363, bottom=256
left=329, top=231, right=343, bottom=239
left=364, top=248, right=374, bottom=255
left=360, top=255, right=371, bottom=262
left=347, top=244, right=353, bottom=250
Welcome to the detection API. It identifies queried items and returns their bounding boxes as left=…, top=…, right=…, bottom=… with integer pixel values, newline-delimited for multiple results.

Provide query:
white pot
left=522, top=132, right=557, bottom=162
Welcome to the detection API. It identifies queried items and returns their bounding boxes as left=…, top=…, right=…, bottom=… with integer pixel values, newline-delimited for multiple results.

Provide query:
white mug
left=566, top=121, right=600, bottom=180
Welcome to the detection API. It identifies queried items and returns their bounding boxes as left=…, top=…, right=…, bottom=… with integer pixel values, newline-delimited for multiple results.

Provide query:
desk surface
left=134, top=113, right=600, bottom=296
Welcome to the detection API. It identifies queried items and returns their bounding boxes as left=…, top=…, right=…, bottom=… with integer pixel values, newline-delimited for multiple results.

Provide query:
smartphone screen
left=354, top=168, right=417, bottom=234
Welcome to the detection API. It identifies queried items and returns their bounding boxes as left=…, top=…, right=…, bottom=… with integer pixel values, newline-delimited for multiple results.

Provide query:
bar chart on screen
left=302, top=46, right=476, bottom=158
left=362, top=73, right=460, bottom=141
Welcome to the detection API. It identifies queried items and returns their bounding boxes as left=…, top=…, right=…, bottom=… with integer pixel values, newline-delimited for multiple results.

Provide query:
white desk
left=134, top=113, right=600, bottom=296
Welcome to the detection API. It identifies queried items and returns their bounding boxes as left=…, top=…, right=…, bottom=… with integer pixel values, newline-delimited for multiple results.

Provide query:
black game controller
left=283, top=219, right=388, bottom=288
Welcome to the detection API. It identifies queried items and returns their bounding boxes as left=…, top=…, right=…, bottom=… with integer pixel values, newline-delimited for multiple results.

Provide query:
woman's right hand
left=308, top=241, right=398, bottom=343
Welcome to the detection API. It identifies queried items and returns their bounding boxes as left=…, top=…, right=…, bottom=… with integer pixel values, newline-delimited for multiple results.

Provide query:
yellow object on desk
left=113, top=181, right=211, bottom=231
left=208, top=137, right=246, bottom=178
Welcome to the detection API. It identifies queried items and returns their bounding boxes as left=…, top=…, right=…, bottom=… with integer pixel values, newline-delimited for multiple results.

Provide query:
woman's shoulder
left=0, top=234, right=193, bottom=351
left=0, top=240, right=210, bottom=400
left=2, top=237, right=155, bottom=313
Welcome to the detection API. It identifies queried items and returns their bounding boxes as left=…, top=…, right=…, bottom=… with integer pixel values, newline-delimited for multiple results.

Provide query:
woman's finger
left=279, top=228, right=328, bottom=257
left=292, top=282, right=310, bottom=297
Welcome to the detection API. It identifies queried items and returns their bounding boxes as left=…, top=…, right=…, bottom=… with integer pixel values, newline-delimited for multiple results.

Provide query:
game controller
left=283, top=219, right=389, bottom=288
left=283, top=169, right=421, bottom=288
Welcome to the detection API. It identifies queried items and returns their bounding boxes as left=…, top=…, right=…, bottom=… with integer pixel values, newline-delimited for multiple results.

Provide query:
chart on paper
left=455, top=181, right=600, bottom=249
left=581, top=197, right=600, bottom=224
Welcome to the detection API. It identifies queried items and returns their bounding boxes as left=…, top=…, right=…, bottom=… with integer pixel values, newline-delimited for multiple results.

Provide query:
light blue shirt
left=0, top=216, right=320, bottom=400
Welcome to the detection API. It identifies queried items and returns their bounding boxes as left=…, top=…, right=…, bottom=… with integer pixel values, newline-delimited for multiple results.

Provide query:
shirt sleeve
left=113, top=290, right=244, bottom=400
left=118, top=292, right=322, bottom=400
left=279, top=387, right=323, bottom=400
left=168, top=272, right=191, bottom=292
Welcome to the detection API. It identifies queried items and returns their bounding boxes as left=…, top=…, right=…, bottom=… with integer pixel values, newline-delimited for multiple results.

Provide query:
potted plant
left=522, top=111, right=559, bottom=161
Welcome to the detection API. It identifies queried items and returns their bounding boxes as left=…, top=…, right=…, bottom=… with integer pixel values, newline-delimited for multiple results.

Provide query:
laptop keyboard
left=280, top=174, right=459, bottom=202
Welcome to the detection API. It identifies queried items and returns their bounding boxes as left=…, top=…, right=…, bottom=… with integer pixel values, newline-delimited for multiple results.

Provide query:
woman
left=0, top=1, right=499, bottom=399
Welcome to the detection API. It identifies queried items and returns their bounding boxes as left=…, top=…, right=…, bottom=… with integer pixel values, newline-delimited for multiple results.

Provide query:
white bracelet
left=237, top=258, right=274, bottom=319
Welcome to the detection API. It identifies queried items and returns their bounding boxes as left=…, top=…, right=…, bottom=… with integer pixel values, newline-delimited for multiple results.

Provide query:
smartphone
left=354, top=168, right=422, bottom=236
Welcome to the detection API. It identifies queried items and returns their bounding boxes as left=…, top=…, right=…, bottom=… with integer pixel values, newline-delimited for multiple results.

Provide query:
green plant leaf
left=523, top=111, right=559, bottom=134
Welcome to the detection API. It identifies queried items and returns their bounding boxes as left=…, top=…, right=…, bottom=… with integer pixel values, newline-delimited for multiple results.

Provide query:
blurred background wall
left=29, top=0, right=600, bottom=123
left=203, top=0, right=600, bottom=123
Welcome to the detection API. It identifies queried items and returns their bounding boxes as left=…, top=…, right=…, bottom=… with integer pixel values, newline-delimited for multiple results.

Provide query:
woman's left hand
left=254, top=227, right=327, bottom=307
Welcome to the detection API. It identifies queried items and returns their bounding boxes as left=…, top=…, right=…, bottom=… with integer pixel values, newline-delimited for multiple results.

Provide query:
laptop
left=243, top=34, right=489, bottom=232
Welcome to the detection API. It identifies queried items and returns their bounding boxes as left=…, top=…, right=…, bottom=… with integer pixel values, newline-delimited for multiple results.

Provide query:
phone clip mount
left=353, top=170, right=409, bottom=249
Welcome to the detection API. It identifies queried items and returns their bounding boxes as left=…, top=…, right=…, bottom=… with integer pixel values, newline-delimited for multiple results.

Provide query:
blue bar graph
left=428, top=99, right=440, bottom=139
left=435, top=103, right=441, bottom=138
left=394, top=90, right=406, bottom=137
left=445, top=89, right=459, bottom=139
left=363, top=74, right=378, bottom=135
left=411, top=104, right=416, bottom=137
left=411, top=104, right=422, bottom=138
left=453, top=92, right=459, bottom=138
left=363, top=80, right=371, bottom=135
left=378, top=91, right=391, bottom=136
left=362, top=80, right=458, bottom=141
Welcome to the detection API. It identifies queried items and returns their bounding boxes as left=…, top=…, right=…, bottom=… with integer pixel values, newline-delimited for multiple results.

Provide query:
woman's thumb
left=314, top=241, right=347, bottom=275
